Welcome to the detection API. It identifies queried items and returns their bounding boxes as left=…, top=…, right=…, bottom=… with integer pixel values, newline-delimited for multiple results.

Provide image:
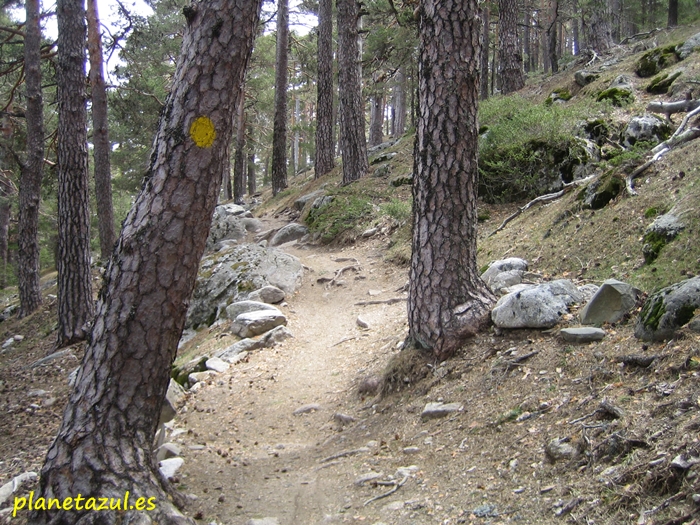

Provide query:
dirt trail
left=176, top=237, right=412, bottom=525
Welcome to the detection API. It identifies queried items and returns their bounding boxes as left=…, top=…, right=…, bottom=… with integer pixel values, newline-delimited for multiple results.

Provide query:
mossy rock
left=635, top=277, right=700, bottom=341
left=172, top=356, right=209, bottom=386
left=646, top=72, right=682, bottom=94
left=580, top=173, right=623, bottom=210
left=642, top=231, right=667, bottom=264
left=596, top=87, right=634, bottom=107
left=583, top=119, right=611, bottom=145
left=545, top=88, right=573, bottom=106
left=635, top=45, right=680, bottom=78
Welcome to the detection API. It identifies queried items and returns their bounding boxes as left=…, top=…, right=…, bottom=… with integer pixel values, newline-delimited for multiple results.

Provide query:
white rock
left=156, top=443, right=182, bottom=462
left=205, top=357, right=230, bottom=373
left=356, top=316, right=370, bottom=329
left=159, top=457, right=184, bottom=479
left=231, top=309, right=287, bottom=338
left=0, top=472, right=38, bottom=508
left=248, top=285, right=285, bottom=304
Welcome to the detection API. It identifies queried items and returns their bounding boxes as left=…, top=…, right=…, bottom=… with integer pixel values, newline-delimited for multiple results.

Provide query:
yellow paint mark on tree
left=189, top=116, right=216, bottom=148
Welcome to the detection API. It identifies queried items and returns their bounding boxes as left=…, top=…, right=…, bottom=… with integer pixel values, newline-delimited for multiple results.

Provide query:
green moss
left=646, top=72, right=682, bottom=94
left=640, top=295, right=666, bottom=331
left=635, top=45, right=680, bottom=78
left=545, top=88, right=573, bottom=106
left=596, top=87, right=634, bottom=107
left=642, top=231, right=668, bottom=264
left=477, top=209, right=491, bottom=222
left=306, top=195, right=373, bottom=243
left=644, top=207, right=660, bottom=218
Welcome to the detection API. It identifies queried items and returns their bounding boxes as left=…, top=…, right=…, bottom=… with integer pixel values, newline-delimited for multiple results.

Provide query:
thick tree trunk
left=497, top=0, right=525, bottom=93
left=271, top=0, right=289, bottom=195
left=233, top=94, right=246, bottom=204
left=548, top=0, right=559, bottom=73
left=17, top=0, right=43, bottom=315
left=337, top=0, right=369, bottom=184
left=0, top=171, right=13, bottom=289
left=582, top=0, right=613, bottom=53
left=393, top=68, right=407, bottom=136
left=481, top=5, right=491, bottom=98
left=87, top=0, right=116, bottom=261
left=314, top=0, right=335, bottom=178
left=34, top=2, right=261, bottom=525
left=222, top=158, right=233, bottom=200
left=247, top=149, right=256, bottom=195
left=408, top=0, right=496, bottom=361
left=369, top=93, right=384, bottom=147
left=56, top=0, right=94, bottom=347
left=667, top=0, right=678, bottom=27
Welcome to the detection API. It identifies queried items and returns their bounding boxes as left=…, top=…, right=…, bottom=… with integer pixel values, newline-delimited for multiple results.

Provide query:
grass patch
left=306, top=195, right=373, bottom=244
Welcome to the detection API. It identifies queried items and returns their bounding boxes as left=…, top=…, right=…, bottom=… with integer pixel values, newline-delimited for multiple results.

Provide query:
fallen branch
left=647, top=98, right=700, bottom=121
left=489, top=176, right=594, bottom=237
left=320, top=447, right=369, bottom=463
left=363, top=475, right=409, bottom=506
left=354, top=297, right=407, bottom=306
left=620, top=27, right=662, bottom=44
left=321, top=264, right=362, bottom=288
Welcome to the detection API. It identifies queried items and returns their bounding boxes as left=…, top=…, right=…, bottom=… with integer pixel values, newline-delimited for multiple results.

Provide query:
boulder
left=580, top=279, right=641, bottom=325
left=186, top=243, right=302, bottom=329
left=0, top=472, right=38, bottom=508
left=188, top=370, right=217, bottom=386
left=561, top=327, right=607, bottom=343
left=205, top=357, right=230, bottom=373
left=159, top=457, right=184, bottom=480
left=172, top=356, right=209, bottom=386
left=155, top=443, right=182, bottom=462
left=643, top=213, right=685, bottom=263
left=225, top=300, right=280, bottom=320
left=491, top=280, right=582, bottom=329
left=269, top=223, right=309, bottom=246
left=231, top=309, right=287, bottom=338
left=421, top=402, right=462, bottom=419
left=678, top=31, right=700, bottom=60
left=216, top=338, right=264, bottom=362
left=248, top=285, right=285, bottom=304
left=574, top=70, right=599, bottom=87
left=481, top=258, right=529, bottom=293
left=635, top=276, right=700, bottom=341
left=294, top=190, right=325, bottom=211
left=622, top=115, right=670, bottom=148
left=205, top=203, right=248, bottom=251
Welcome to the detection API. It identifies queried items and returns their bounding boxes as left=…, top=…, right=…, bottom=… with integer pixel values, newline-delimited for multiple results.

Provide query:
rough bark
left=87, top=0, right=116, bottom=261
left=314, top=0, right=335, bottom=178
left=667, top=0, right=678, bottom=27
left=369, top=93, right=384, bottom=147
left=247, top=148, right=256, bottom=195
left=233, top=94, right=246, bottom=204
left=56, top=0, right=94, bottom=347
left=34, top=2, right=260, bottom=525
left=337, top=0, right=369, bottom=184
left=497, top=0, right=524, bottom=94
left=393, top=68, right=407, bottom=136
left=0, top=171, right=13, bottom=289
left=481, top=5, right=491, bottom=99
left=582, top=0, right=613, bottom=53
left=271, top=0, right=289, bottom=195
left=408, top=0, right=496, bottom=361
left=548, top=0, right=559, bottom=73
left=17, top=0, right=43, bottom=315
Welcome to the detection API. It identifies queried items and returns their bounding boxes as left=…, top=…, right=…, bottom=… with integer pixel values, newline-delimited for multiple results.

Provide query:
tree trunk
left=572, top=4, right=580, bottom=55
left=497, top=0, right=525, bottom=93
left=56, top=0, right=94, bottom=348
left=337, top=0, right=369, bottom=184
left=271, top=0, right=289, bottom=195
left=314, top=0, right=335, bottom=178
left=393, top=68, right=407, bottom=136
left=369, top=93, right=384, bottom=147
left=0, top=171, right=13, bottom=289
left=582, top=0, right=613, bottom=53
left=87, top=0, right=116, bottom=261
left=481, top=4, right=491, bottom=98
left=408, top=0, right=496, bottom=361
left=247, top=149, right=256, bottom=195
left=667, top=0, right=678, bottom=27
left=17, top=0, right=44, bottom=316
left=233, top=94, right=246, bottom=204
left=548, top=0, right=559, bottom=73
left=34, top=2, right=261, bottom=524
left=222, top=158, right=233, bottom=200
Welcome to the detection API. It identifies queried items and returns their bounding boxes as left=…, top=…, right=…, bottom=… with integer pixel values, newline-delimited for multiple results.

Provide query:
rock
left=580, top=279, right=641, bottom=325
left=2, top=337, right=15, bottom=349
left=172, top=356, right=209, bottom=386
left=231, top=309, right=287, bottom=338
left=216, top=339, right=262, bottom=361
left=188, top=371, right=217, bottom=386
left=391, top=174, right=413, bottom=187
left=293, top=403, right=321, bottom=415
left=225, top=300, right=280, bottom=320
left=367, top=140, right=397, bottom=154
left=636, top=45, right=680, bottom=77
left=481, top=258, right=529, bottom=293
left=241, top=217, right=264, bottom=233
left=311, top=195, right=335, bottom=210
left=160, top=379, right=186, bottom=424
left=577, top=284, right=600, bottom=304
left=186, top=243, right=302, bottom=329
left=581, top=174, right=624, bottom=210
left=206, top=203, right=248, bottom=251
left=361, top=227, right=378, bottom=238
left=0, top=472, right=38, bottom=507
left=205, top=357, right=230, bottom=373
left=688, top=313, right=700, bottom=333
left=622, top=115, right=671, bottom=148
left=248, top=285, right=285, bottom=304
left=356, top=316, right=370, bottom=329
left=67, top=367, right=79, bottom=387
left=574, top=70, right=599, bottom=87
left=545, top=438, right=580, bottom=462
left=260, top=325, right=293, bottom=346
left=421, top=402, right=462, bottom=419
left=403, top=446, right=421, bottom=454
left=643, top=214, right=685, bottom=263
left=678, top=31, right=700, bottom=60
left=491, top=280, right=582, bottom=329
left=159, top=457, right=184, bottom=480
left=155, top=443, right=182, bottom=462
left=670, top=454, right=700, bottom=470
left=635, top=276, right=700, bottom=341
left=371, top=151, right=396, bottom=164
left=246, top=519, right=279, bottom=525
left=560, top=327, right=607, bottom=343
left=294, top=190, right=325, bottom=211
left=269, top=223, right=309, bottom=246
left=334, top=413, right=357, bottom=425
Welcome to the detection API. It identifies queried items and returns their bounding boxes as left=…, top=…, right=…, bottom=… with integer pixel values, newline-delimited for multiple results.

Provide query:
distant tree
left=0, top=170, right=13, bottom=289
left=233, top=94, right=246, bottom=204
left=498, top=0, right=525, bottom=93
left=581, top=0, right=613, bottom=53
left=34, top=2, right=261, bottom=524
left=314, top=0, right=335, bottom=178
left=271, top=0, right=289, bottom=195
left=480, top=3, right=491, bottom=99
left=247, top=141, right=256, bottom=195
left=408, top=0, right=496, bottom=360
left=87, top=0, right=115, bottom=260
left=667, top=0, right=678, bottom=26
left=55, top=0, right=94, bottom=347
left=17, top=0, right=43, bottom=315
left=337, top=0, right=368, bottom=184
left=368, top=92, right=384, bottom=147
left=547, top=0, right=559, bottom=73
left=392, top=68, right=407, bottom=136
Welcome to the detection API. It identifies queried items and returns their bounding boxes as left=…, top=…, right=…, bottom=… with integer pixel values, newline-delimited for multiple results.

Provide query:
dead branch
left=489, top=176, right=594, bottom=237
left=647, top=99, right=700, bottom=121
left=323, top=264, right=362, bottom=288
left=320, top=447, right=369, bottom=463
left=354, top=297, right=407, bottom=306
left=363, top=474, right=409, bottom=506
left=620, top=28, right=662, bottom=44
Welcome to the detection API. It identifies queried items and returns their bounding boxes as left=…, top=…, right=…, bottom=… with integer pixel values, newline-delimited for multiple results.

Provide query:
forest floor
left=2, top=212, right=700, bottom=525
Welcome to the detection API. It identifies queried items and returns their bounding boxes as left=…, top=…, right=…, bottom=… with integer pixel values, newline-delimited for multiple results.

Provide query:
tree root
left=363, top=475, right=409, bottom=506
left=354, top=297, right=407, bottom=306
